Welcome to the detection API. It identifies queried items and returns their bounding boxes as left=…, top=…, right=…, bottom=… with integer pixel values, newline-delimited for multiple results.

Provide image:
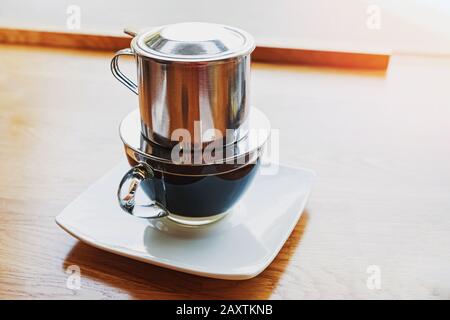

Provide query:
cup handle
left=110, top=48, right=138, bottom=95
left=117, top=163, right=169, bottom=219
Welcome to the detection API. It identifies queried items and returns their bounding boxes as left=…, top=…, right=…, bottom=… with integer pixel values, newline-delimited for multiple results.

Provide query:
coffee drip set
left=56, top=22, right=314, bottom=279
left=112, top=22, right=270, bottom=226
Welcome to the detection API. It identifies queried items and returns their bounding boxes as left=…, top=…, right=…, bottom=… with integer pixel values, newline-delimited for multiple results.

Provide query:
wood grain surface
left=0, top=44, right=449, bottom=299
left=0, top=28, right=390, bottom=70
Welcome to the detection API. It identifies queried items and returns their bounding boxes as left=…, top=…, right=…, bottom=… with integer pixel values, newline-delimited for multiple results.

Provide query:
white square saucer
left=56, top=162, right=315, bottom=280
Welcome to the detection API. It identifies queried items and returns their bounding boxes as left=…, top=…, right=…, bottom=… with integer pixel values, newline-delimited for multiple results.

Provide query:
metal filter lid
left=132, top=22, right=255, bottom=62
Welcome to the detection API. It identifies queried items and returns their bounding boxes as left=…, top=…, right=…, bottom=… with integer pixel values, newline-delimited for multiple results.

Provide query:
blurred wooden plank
left=0, top=27, right=389, bottom=70
left=0, top=27, right=130, bottom=51
left=253, top=46, right=389, bottom=70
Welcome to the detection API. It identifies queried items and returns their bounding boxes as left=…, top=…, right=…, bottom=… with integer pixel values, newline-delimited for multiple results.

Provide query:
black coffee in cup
left=118, top=108, right=270, bottom=225
left=130, top=157, right=259, bottom=218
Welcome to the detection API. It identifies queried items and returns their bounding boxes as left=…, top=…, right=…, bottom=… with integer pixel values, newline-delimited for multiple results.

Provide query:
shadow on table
left=63, top=211, right=309, bottom=299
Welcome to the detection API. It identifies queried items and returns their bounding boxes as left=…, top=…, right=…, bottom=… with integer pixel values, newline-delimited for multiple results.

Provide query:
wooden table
left=1, top=44, right=449, bottom=299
